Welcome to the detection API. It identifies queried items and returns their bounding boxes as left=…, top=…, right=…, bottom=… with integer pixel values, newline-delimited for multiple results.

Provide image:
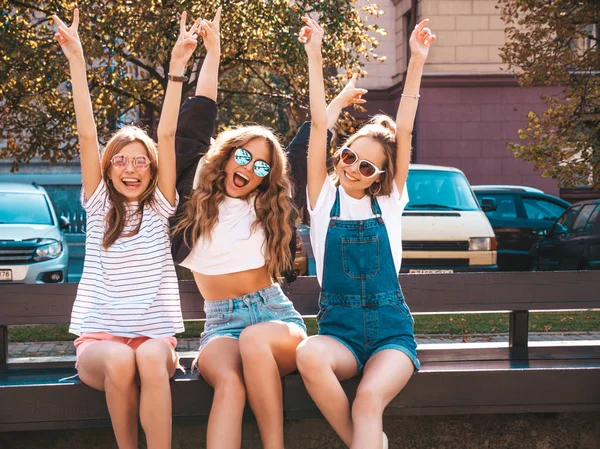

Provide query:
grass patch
left=8, top=311, right=600, bottom=342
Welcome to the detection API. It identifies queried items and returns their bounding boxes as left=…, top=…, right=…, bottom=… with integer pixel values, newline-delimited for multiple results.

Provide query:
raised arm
left=195, top=7, right=221, bottom=101
left=394, top=19, right=436, bottom=194
left=301, top=17, right=327, bottom=210
left=173, top=7, right=221, bottom=204
left=157, top=11, right=202, bottom=206
left=52, top=9, right=101, bottom=200
left=287, top=77, right=367, bottom=212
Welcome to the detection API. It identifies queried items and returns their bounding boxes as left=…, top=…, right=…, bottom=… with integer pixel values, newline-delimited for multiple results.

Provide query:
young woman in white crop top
left=53, top=9, right=200, bottom=449
left=171, top=11, right=367, bottom=448
left=170, top=9, right=307, bottom=449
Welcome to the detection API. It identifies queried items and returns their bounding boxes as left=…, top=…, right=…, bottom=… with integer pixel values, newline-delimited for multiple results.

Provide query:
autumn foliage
left=0, top=1, right=387, bottom=169
left=499, top=0, right=599, bottom=189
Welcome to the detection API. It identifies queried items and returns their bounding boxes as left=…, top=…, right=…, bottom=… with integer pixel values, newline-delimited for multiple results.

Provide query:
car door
left=521, top=195, right=569, bottom=256
left=560, top=204, right=598, bottom=269
left=536, top=206, right=581, bottom=270
left=478, top=192, right=521, bottom=249
left=583, top=205, right=600, bottom=269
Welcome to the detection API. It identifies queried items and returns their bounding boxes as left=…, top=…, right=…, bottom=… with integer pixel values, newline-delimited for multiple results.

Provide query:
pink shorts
left=74, top=332, right=178, bottom=368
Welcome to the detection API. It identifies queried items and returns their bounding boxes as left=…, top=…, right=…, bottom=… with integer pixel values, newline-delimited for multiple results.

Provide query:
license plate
left=409, top=269, right=454, bottom=274
left=0, top=269, right=12, bottom=281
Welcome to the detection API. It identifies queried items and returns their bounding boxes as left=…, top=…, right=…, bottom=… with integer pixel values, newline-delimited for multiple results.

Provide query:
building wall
left=418, top=82, right=560, bottom=194
left=419, top=0, right=508, bottom=73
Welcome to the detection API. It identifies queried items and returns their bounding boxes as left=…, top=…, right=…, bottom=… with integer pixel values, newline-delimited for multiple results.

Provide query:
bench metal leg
left=509, top=310, right=529, bottom=361
left=0, top=325, right=7, bottom=366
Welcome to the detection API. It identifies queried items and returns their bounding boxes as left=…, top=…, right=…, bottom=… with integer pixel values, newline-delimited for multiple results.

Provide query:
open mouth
left=121, top=177, right=141, bottom=190
left=343, top=170, right=359, bottom=182
left=233, top=172, right=250, bottom=188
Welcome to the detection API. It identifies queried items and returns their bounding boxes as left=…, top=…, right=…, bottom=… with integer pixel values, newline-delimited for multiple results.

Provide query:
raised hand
left=299, top=16, right=324, bottom=56
left=199, top=6, right=221, bottom=54
left=171, top=11, right=203, bottom=67
left=335, top=75, right=368, bottom=108
left=410, top=19, right=436, bottom=62
left=52, top=9, right=83, bottom=62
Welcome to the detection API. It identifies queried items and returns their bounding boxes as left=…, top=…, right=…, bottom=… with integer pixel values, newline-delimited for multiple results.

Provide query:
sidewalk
left=8, top=332, right=600, bottom=360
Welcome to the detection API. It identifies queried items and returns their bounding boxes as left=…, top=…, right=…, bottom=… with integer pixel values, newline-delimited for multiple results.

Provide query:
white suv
left=401, top=165, right=498, bottom=273
left=0, top=182, right=69, bottom=283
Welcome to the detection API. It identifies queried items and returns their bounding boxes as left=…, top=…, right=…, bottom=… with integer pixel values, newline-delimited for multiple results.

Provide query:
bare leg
left=296, top=335, right=358, bottom=447
left=239, top=322, right=306, bottom=449
left=136, top=339, right=178, bottom=449
left=77, top=341, right=139, bottom=449
left=196, top=338, right=246, bottom=449
left=351, top=350, right=414, bottom=449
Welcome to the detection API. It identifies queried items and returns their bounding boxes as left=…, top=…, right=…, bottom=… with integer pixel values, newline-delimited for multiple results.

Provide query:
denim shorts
left=317, top=290, right=420, bottom=372
left=198, top=284, right=307, bottom=353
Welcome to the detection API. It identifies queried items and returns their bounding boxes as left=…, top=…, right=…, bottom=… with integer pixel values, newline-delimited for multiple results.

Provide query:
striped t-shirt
left=70, top=179, right=184, bottom=338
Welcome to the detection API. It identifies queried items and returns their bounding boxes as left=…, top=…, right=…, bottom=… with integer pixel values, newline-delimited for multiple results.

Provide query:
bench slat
left=1, top=271, right=600, bottom=325
left=2, top=363, right=599, bottom=431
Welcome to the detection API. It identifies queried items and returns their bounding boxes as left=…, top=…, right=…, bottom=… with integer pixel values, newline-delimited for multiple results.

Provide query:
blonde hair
left=332, top=115, right=398, bottom=196
left=100, top=126, right=158, bottom=249
left=173, top=126, right=295, bottom=281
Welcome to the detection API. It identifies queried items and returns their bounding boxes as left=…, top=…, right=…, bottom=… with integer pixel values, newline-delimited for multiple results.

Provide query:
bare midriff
left=191, top=265, right=273, bottom=301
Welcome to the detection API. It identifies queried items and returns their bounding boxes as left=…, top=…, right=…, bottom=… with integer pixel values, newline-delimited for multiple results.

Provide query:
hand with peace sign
left=299, top=16, right=325, bottom=57
left=170, top=11, right=203, bottom=69
left=409, top=18, right=436, bottom=62
left=199, top=6, right=221, bottom=54
left=52, top=8, right=84, bottom=62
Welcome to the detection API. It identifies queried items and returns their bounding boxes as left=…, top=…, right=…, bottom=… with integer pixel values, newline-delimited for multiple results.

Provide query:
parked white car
left=401, top=164, right=498, bottom=273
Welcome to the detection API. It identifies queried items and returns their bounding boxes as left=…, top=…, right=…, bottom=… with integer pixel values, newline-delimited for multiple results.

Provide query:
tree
left=499, top=0, right=599, bottom=189
left=0, top=0, right=386, bottom=169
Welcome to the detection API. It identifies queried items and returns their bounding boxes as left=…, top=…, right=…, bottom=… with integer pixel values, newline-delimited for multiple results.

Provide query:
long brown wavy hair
left=331, top=114, right=399, bottom=197
left=100, top=126, right=158, bottom=249
left=173, top=126, right=295, bottom=280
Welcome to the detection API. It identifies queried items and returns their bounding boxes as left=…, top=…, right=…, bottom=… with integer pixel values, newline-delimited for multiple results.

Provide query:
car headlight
left=34, top=240, right=63, bottom=261
left=469, top=237, right=497, bottom=251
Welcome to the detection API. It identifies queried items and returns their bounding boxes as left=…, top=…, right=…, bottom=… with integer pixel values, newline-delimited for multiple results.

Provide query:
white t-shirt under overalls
left=308, top=177, right=409, bottom=285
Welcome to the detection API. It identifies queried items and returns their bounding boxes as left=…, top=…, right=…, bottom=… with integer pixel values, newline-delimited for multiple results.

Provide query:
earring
left=369, top=182, right=382, bottom=196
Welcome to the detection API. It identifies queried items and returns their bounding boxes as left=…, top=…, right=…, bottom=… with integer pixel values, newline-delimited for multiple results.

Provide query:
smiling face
left=335, top=136, right=386, bottom=199
left=107, top=141, right=154, bottom=201
left=224, top=137, right=273, bottom=198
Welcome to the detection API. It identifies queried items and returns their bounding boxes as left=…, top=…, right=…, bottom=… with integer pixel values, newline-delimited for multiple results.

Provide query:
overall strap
left=329, top=187, right=341, bottom=222
left=371, top=195, right=384, bottom=224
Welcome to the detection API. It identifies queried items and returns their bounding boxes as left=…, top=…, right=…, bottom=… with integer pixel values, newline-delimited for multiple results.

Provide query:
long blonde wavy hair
left=331, top=114, right=399, bottom=197
left=100, top=126, right=158, bottom=249
left=174, top=126, right=295, bottom=281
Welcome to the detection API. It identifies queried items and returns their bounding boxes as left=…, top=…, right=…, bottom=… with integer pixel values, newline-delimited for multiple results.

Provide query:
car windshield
left=0, top=192, right=53, bottom=225
left=406, top=170, right=480, bottom=211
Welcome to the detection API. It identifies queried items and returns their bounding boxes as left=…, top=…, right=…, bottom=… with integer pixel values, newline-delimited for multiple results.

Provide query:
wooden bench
left=1, top=271, right=599, bottom=431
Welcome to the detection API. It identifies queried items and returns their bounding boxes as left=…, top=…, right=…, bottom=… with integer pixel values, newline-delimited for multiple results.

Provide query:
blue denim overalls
left=317, top=187, right=420, bottom=371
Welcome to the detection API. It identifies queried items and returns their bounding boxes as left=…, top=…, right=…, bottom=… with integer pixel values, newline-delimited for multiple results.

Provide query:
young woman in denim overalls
left=297, top=17, right=436, bottom=448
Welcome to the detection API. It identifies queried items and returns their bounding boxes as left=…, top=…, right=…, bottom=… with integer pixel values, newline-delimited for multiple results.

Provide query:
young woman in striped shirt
left=53, top=9, right=200, bottom=449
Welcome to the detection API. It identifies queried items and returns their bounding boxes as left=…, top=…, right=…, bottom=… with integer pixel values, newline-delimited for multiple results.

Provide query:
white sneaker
left=382, top=432, right=388, bottom=449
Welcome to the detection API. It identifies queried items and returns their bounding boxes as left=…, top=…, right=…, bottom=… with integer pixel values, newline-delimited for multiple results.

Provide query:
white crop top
left=180, top=196, right=266, bottom=275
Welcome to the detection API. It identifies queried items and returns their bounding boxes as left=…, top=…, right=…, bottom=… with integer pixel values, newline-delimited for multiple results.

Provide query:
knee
left=352, top=384, right=384, bottom=417
left=296, top=339, right=329, bottom=377
left=213, top=370, right=246, bottom=404
left=104, top=346, right=137, bottom=388
left=239, top=324, right=271, bottom=362
left=136, top=341, right=171, bottom=382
